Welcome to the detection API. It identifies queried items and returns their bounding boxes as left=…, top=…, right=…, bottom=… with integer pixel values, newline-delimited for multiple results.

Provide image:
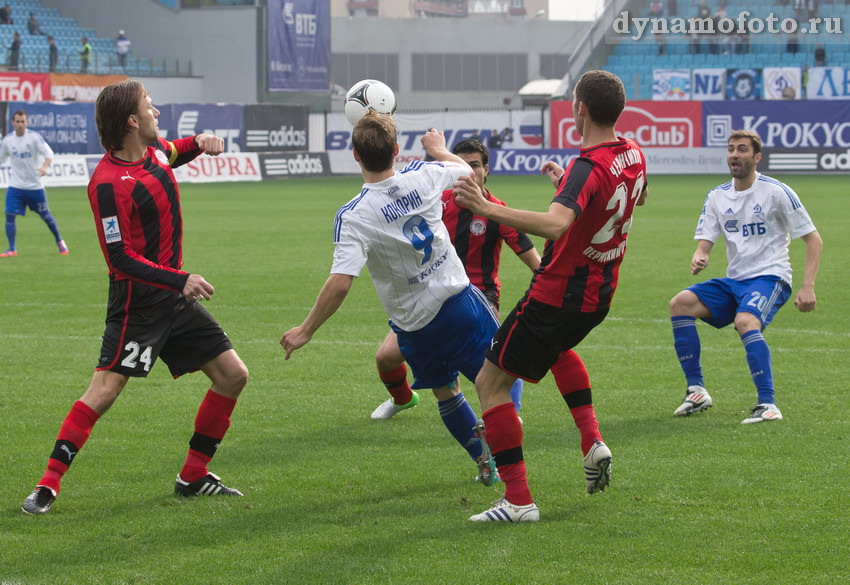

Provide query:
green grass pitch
left=0, top=174, right=847, bottom=584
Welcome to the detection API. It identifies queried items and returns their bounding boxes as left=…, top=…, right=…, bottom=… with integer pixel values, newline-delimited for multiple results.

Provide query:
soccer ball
left=344, top=79, right=397, bottom=125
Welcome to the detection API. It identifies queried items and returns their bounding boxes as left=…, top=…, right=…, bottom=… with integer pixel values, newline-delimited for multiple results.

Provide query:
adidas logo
left=724, top=208, right=734, bottom=215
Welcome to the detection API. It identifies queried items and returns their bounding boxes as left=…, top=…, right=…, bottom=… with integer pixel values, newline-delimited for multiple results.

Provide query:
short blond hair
left=351, top=111, right=397, bottom=173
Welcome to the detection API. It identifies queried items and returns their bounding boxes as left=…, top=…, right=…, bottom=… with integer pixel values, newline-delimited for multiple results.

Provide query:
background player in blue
left=670, top=130, right=822, bottom=423
left=280, top=113, right=501, bottom=482
left=0, top=110, right=68, bottom=258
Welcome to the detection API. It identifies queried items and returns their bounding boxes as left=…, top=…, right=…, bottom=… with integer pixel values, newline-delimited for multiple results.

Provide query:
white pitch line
left=0, top=333, right=845, bottom=354
left=3, top=302, right=845, bottom=336
left=4, top=314, right=845, bottom=338
left=0, top=301, right=385, bottom=315
left=606, top=316, right=850, bottom=338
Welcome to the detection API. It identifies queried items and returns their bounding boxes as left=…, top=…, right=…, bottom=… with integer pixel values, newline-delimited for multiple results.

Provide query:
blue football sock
left=741, top=329, right=774, bottom=405
left=38, top=210, right=62, bottom=242
left=437, top=392, right=481, bottom=460
left=509, top=378, right=523, bottom=413
left=5, top=212, right=16, bottom=250
left=672, top=316, right=704, bottom=388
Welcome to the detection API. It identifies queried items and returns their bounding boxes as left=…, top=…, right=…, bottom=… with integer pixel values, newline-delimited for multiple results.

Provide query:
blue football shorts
left=688, top=276, right=792, bottom=329
left=5, top=187, right=48, bottom=216
left=391, top=284, right=498, bottom=390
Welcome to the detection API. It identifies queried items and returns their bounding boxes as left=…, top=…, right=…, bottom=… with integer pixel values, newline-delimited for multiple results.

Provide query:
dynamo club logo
left=725, top=69, right=762, bottom=101
left=653, top=69, right=691, bottom=101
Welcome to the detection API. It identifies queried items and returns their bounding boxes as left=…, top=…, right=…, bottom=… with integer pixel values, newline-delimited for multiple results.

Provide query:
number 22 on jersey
left=591, top=171, right=645, bottom=245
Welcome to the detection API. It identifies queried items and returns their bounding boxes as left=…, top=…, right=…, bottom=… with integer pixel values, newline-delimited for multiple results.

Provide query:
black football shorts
left=97, top=280, right=233, bottom=378
left=486, top=294, right=608, bottom=382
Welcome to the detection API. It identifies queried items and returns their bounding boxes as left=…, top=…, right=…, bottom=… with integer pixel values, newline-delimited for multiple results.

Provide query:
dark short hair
left=452, top=139, right=489, bottom=167
left=95, top=79, right=145, bottom=152
left=12, top=109, right=26, bottom=119
left=728, top=130, right=762, bottom=155
left=351, top=112, right=397, bottom=173
left=575, top=70, right=626, bottom=127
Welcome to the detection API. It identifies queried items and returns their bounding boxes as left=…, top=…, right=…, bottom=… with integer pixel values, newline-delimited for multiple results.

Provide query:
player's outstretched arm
left=454, top=175, right=574, bottom=241
left=280, top=273, right=354, bottom=360
left=194, top=133, right=225, bottom=156
left=794, top=230, right=823, bottom=312
left=690, top=240, right=714, bottom=275
left=182, top=273, right=215, bottom=301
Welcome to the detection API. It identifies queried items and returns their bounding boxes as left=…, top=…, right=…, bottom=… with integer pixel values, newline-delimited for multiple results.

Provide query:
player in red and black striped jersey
left=370, top=140, right=540, bottom=428
left=21, top=80, right=249, bottom=515
left=442, top=141, right=539, bottom=309
left=455, top=71, right=649, bottom=522
left=89, top=135, right=206, bottom=291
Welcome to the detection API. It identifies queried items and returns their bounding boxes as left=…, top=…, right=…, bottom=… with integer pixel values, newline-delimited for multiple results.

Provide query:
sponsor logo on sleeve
left=102, top=216, right=121, bottom=243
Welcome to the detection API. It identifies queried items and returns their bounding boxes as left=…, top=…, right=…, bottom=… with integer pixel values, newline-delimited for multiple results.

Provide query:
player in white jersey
left=280, top=113, right=501, bottom=476
left=0, top=109, right=68, bottom=257
left=669, top=130, right=822, bottom=423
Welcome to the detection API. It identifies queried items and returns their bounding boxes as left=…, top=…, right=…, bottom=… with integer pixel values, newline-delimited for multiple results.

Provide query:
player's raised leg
left=371, top=330, right=419, bottom=420
left=669, top=290, right=714, bottom=416
left=551, top=350, right=611, bottom=494
left=175, top=349, right=248, bottom=496
left=22, top=371, right=128, bottom=514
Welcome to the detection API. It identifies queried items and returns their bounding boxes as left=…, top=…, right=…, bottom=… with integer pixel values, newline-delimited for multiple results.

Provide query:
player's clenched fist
left=194, top=133, right=225, bottom=156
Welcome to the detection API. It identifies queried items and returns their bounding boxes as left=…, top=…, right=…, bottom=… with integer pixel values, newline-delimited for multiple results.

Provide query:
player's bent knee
left=669, top=291, right=699, bottom=316
left=375, top=350, right=403, bottom=372
left=208, top=353, right=249, bottom=397
left=375, top=333, right=404, bottom=371
left=226, top=362, right=249, bottom=393
left=734, top=312, right=762, bottom=333
left=81, top=371, right=129, bottom=414
left=475, top=360, right=513, bottom=395
left=668, top=292, right=688, bottom=314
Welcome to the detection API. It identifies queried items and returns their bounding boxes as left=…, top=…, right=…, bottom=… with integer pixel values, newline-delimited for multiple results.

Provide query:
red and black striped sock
left=180, top=390, right=237, bottom=483
left=552, top=350, right=602, bottom=456
left=38, top=400, right=100, bottom=495
left=378, top=364, right=413, bottom=405
left=483, top=402, right=533, bottom=506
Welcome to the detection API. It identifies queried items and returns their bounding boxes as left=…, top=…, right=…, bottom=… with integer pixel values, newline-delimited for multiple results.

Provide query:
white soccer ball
left=344, top=79, right=397, bottom=125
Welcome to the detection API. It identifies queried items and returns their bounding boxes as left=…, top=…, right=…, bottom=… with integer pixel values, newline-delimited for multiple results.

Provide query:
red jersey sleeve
left=156, top=136, right=203, bottom=169
left=552, top=157, right=599, bottom=219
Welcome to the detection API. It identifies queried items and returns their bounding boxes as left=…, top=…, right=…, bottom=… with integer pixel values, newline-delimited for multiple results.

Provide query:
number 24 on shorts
left=121, top=341, right=153, bottom=372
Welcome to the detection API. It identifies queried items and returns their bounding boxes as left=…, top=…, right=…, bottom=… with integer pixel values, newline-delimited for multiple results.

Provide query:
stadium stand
left=0, top=0, right=162, bottom=75
left=604, top=0, right=849, bottom=99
